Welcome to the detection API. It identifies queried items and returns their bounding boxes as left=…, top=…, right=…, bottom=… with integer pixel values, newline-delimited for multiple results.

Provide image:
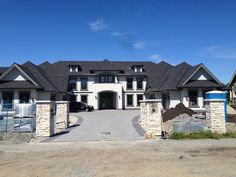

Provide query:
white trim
left=0, top=64, right=39, bottom=86
left=182, top=64, right=222, bottom=86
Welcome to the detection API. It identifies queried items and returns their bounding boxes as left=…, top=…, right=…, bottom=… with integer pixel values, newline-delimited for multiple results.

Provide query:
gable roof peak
left=38, top=61, right=50, bottom=66
left=175, top=61, right=191, bottom=67
left=158, top=61, right=173, bottom=66
left=103, top=59, right=110, bottom=62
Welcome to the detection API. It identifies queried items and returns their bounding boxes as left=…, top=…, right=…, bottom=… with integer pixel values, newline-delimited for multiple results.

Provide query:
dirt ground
left=0, top=139, right=236, bottom=177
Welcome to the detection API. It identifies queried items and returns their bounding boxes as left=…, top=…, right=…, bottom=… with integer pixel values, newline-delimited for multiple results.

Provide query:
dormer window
left=69, top=65, right=81, bottom=72
left=70, top=65, right=78, bottom=72
left=133, top=65, right=144, bottom=72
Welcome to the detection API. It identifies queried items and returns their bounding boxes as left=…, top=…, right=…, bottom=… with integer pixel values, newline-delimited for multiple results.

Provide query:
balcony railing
left=1, top=103, right=36, bottom=117
left=14, top=104, right=36, bottom=117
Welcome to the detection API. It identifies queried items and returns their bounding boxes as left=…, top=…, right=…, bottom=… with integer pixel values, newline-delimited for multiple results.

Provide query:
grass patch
left=169, top=131, right=236, bottom=140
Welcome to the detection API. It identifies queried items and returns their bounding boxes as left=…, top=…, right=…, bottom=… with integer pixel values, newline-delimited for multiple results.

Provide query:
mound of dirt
left=162, top=103, right=195, bottom=122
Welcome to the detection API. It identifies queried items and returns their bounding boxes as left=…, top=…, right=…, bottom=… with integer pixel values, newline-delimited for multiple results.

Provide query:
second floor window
left=81, top=78, right=88, bottom=90
left=98, top=74, right=115, bottom=83
left=126, top=78, right=133, bottom=89
left=69, top=78, right=77, bottom=90
left=137, top=78, right=143, bottom=89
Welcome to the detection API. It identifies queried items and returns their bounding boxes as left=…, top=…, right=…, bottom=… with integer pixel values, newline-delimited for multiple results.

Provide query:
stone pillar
left=36, top=101, right=54, bottom=137
left=55, top=101, right=69, bottom=132
left=205, top=99, right=226, bottom=133
left=139, top=99, right=163, bottom=138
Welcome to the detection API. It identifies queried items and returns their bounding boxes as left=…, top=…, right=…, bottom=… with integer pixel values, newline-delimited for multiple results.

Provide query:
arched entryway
left=98, top=91, right=117, bottom=109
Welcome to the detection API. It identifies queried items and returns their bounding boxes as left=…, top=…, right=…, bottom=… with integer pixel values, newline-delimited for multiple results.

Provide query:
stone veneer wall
left=205, top=100, right=226, bottom=133
left=55, top=101, right=69, bottom=132
left=139, top=99, right=163, bottom=137
left=36, top=101, right=54, bottom=137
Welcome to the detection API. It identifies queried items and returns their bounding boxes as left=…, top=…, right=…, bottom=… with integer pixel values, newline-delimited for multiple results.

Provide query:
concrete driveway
left=50, top=110, right=144, bottom=142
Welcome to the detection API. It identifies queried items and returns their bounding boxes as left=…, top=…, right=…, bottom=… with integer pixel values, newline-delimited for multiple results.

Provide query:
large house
left=0, top=59, right=224, bottom=116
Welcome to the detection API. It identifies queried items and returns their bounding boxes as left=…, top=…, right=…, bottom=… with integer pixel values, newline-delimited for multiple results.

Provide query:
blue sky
left=1, top=0, right=236, bottom=83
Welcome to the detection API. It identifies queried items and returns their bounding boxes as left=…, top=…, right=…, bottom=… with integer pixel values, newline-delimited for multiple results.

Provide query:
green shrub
left=168, top=132, right=186, bottom=140
left=168, top=131, right=228, bottom=140
left=221, top=131, right=236, bottom=138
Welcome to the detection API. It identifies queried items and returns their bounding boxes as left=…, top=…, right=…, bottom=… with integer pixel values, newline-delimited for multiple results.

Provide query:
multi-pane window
left=127, top=95, right=133, bottom=106
left=126, top=78, right=133, bottom=89
left=98, top=74, right=115, bottom=83
left=69, top=65, right=81, bottom=72
left=81, top=95, right=88, bottom=103
left=69, top=77, right=77, bottom=90
left=19, top=92, right=30, bottom=103
left=137, top=94, right=143, bottom=106
left=137, top=78, right=143, bottom=89
left=81, top=78, right=88, bottom=90
left=133, top=65, right=143, bottom=72
left=2, top=92, right=13, bottom=110
left=189, top=90, right=198, bottom=107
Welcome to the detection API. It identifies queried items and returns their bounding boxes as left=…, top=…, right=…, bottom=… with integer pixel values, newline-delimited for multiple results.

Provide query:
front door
left=99, top=92, right=116, bottom=109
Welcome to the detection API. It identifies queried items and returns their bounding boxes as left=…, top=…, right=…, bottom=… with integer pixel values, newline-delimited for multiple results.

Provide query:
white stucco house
left=0, top=59, right=224, bottom=116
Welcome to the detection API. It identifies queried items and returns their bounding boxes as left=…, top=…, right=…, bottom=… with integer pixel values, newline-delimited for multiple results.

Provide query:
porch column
left=55, top=101, right=69, bottom=132
left=13, top=90, right=19, bottom=107
left=36, top=101, right=54, bottom=137
left=198, top=89, right=203, bottom=108
left=139, top=99, right=163, bottom=138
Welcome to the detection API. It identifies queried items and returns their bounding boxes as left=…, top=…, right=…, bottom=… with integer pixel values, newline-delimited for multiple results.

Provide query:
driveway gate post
left=55, top=101, right=69, bottom=132
left=36, top=101, right=54, bottom=137
left=204, top=91, right=227, bottom=133
left=139, top=99, right=163, bottom=138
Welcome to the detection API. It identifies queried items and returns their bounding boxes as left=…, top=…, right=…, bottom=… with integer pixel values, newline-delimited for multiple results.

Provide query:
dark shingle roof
left=158, top=62, right=193, bottom=91
left=22, top=61, right=58, bottom=92
left=180, top=80, right=222, bottom=88
left=0, top=81, right=40, bottom=89
left=0, top=67, right=8, bottom=75
left=0, top=59, right=225, bottom=92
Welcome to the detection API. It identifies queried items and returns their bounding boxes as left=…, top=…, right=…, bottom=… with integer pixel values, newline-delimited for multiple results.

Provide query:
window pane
left=137, top=95, right=143, bottom=106
left=127, top=95, right=133, bottom=106
left=19, top=92, right=30, bottom=103
left=137, top=78, right=143, bottom=89
left=81, top=78, right=88, bottom=90
left=99, top=75, right=106, bottom=83
left=69, top=78, right=77, bottom=90
left=107, top=75, right=114, bottom=83
left=2, top=92, right=13, bottom=109
left=127, top=78, right=133, bottom=89
left=81, top=95, right=88, bottom=103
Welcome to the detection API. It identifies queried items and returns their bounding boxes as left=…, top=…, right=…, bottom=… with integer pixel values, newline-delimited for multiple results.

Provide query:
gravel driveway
left=50, top=110, right=144, bottom=142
